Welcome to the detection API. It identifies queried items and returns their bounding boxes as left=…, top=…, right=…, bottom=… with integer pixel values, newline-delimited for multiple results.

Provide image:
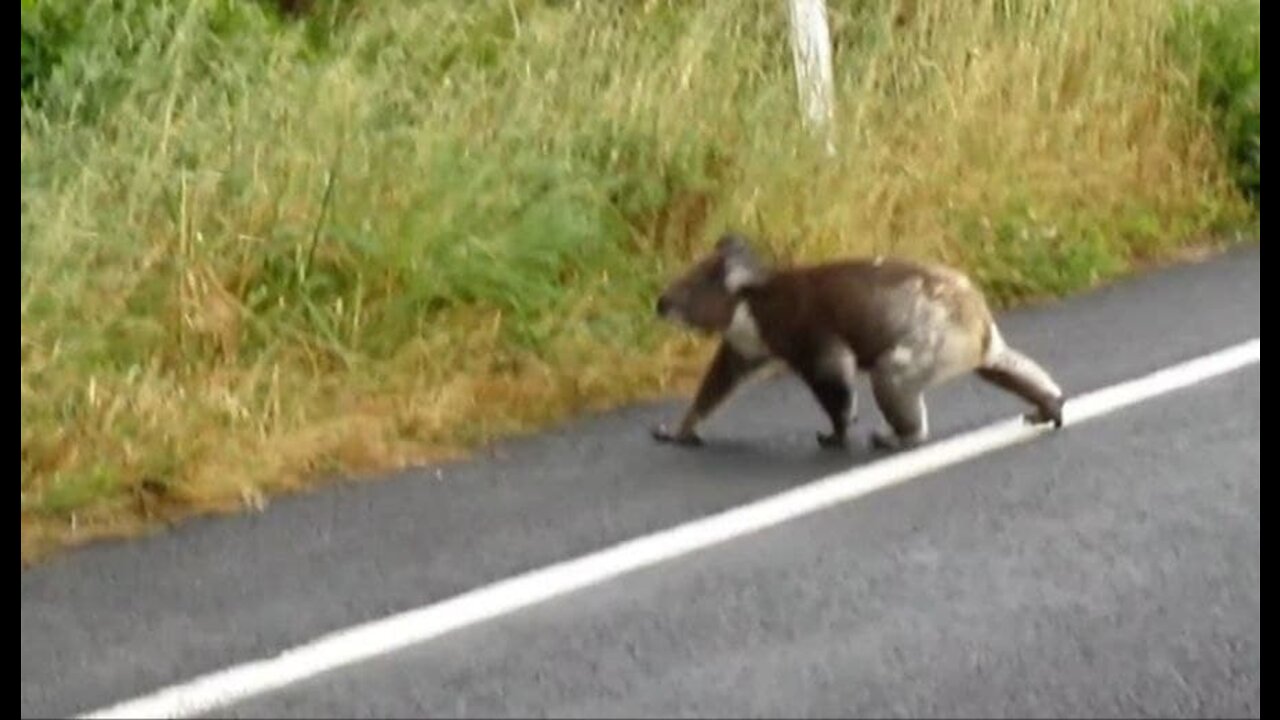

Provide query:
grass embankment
left=20, top=0, right=1259, bottom=564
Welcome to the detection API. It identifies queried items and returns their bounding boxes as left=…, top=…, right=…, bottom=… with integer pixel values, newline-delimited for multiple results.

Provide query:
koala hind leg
left=869, top=368, right=929, bottom=450
left=977, top=325, right=1065, bottom=427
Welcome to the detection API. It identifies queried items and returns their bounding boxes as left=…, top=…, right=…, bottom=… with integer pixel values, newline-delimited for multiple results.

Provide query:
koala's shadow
left=649, top=430, right=889, bottom=482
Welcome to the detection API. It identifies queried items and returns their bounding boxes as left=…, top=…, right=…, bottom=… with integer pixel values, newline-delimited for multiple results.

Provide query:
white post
left=786, top=0, right=837, bottom=156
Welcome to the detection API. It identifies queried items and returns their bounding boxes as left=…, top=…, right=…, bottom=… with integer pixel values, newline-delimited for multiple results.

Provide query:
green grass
left=1169, top=0, right=1260, bottom=204
left=20, top=0, right=1258, bottom=563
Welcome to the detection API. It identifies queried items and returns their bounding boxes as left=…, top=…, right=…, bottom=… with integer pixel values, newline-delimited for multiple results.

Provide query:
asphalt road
left=21, top=243, right=1259, bottom=718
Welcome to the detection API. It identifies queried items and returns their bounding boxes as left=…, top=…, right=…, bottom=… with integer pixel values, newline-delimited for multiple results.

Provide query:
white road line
left=79, top=338, right=1261, bottom=719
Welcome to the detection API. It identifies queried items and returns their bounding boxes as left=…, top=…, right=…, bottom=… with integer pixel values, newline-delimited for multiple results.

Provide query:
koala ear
left=715, top=232, right=751, bottom=255
left=720, top=239, right=765, bottom=292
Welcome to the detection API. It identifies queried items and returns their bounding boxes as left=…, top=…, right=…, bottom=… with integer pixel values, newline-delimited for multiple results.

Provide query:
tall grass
left=20, top=0, right=1255, bottom=563
left=1169, top=0, right=1260, bottom=203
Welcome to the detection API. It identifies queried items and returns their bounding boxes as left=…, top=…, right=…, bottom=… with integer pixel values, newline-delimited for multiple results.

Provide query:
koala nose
left=656, top=296, right=670, bottom=316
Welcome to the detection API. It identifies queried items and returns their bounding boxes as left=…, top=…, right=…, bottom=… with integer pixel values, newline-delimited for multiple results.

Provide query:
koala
left=652, top=232, right=1065, bottom=450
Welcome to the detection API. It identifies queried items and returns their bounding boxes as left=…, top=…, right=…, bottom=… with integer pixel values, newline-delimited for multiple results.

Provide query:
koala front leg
left=794, top=342, right=859, bottom=449
left=652, top=341, right=767, bottom=446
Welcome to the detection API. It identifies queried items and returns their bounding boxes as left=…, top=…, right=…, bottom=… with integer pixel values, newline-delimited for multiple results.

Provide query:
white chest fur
left=725, top=302, right=771, bottom=360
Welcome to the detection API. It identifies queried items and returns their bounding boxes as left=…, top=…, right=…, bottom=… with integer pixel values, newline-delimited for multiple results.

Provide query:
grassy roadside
left=20, top=0, right=1259, bottom=565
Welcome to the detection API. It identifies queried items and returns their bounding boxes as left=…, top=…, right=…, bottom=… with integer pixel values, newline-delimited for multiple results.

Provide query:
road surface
left=21, top=243, right=1259, bottom=718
